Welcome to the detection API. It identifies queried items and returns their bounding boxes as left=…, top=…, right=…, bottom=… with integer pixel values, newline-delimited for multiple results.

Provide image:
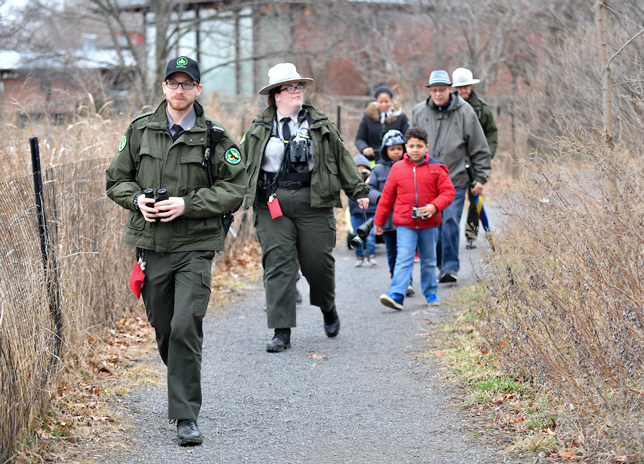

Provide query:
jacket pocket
left=174, top=215, right=220, bottom=238
left=126, top=211, right=146, bottom=231
left=323, top=158, right=341, bottom=198
left=179, top=146, right=211, bottom=187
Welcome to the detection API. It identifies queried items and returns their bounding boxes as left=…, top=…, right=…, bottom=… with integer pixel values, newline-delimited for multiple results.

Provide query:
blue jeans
left=351, top=214, right=376, bottom=257
left=437, top=187, right=466, bottom=274
left=389, top=227, right=438, bottom=298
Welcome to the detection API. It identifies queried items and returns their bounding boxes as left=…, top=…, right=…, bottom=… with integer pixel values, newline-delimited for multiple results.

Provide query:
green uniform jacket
left=105, top=100, right=248, bottom=253
left=468, top=91, right=498, bottom=158
left=240, top=104, right=369, bottom=208
left=411, top=92, right=491, bottom=189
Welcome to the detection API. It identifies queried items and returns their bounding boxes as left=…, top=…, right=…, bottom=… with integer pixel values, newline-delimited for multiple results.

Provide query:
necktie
left=281, top=118, right=291, bottom=141
left=171, top=124, right=184, bottom=141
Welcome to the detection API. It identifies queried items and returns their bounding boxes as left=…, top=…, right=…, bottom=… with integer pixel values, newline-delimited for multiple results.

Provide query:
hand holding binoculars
left=143, top=188, right=169, bottom=222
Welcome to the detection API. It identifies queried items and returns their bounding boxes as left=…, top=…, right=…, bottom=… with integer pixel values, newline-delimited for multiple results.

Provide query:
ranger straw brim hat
left=259, top=63, right=314, bottom=95
left=451, top=67, right=480, bottom=87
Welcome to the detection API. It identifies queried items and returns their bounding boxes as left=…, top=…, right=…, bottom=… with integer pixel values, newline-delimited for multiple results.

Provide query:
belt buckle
left=286, top=181, right=300, bottom=190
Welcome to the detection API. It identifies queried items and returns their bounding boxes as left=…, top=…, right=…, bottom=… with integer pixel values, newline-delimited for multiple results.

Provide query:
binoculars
left=350, top=217, right=374, bottom=249
left=143, top=188, right=169, bottom=222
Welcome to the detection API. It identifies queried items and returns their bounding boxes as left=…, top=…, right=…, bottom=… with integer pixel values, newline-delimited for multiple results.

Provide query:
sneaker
left=466, top=239, right=477, bottom=249
left=438, top=270, right=458, bottom=283
left=406, top=285, right=415, bottom=297
left=354, top=257, right=364, bottom=267
left=368, top=254, right=377, bottom=266
left=414, top=252, right=420, bottom=263
left=380, top=293, right=404, bottom=310
left=427, top=294, right=441, bottom=306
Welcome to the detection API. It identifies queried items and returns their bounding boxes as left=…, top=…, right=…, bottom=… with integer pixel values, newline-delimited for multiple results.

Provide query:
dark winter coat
left=374, top=153, right=455, bottom=230
left=366, top=149, right=398, bottom=231
left=354, top=100, right=409, bottom=158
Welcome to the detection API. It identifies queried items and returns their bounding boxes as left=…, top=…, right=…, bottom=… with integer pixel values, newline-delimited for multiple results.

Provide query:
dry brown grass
left=480, top=127, right=644, bottom=462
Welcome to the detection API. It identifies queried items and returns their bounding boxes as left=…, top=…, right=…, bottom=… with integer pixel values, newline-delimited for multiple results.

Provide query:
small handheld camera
left=411, top=205, right=427, bottom=220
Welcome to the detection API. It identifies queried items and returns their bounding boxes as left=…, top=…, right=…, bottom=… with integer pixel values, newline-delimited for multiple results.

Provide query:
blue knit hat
left=380, top=130, right=406, bottom=154
left=353, top=154, right=372, bottom=169
left=425, top=70, right=451, bottom=87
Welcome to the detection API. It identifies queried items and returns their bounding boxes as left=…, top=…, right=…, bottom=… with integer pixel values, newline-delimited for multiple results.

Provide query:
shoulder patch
left=225, top=148, right=241, bottom=165
left=118, top=135, right=127, bottom=152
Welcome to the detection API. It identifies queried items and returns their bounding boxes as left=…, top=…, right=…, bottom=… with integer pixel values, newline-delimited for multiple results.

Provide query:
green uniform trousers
left=254, top=187, right=336, bottom=329
left=141, top=249, right=214, bottom=421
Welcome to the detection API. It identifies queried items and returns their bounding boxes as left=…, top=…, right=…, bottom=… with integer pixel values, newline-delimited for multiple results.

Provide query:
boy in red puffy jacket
left=374, top=127, right=455, bottom=309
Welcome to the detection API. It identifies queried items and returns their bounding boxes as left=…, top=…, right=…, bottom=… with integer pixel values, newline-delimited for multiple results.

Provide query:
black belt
left=276, top=180, right=310, bottom=190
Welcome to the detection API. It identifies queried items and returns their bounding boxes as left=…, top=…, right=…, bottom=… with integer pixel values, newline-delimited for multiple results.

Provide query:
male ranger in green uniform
left=106, top=56, right=247, bottom=445
left=451, top=67, right=498, bottom=249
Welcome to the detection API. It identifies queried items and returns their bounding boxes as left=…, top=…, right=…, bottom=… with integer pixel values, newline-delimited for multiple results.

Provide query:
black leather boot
left=322, top=305, right=340, bottom=338
left=177, top=419, right=203, bottom=446
left=266, top=328, right=291, bottom=352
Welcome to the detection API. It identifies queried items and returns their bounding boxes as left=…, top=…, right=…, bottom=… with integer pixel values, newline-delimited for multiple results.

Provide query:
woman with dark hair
left=355, top=85, right=409, bottom=165
left=240, top=63, right=369, bottom=353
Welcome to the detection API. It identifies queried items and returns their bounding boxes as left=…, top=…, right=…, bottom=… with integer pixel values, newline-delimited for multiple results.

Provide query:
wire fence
left=0, top=152, right=258, bottom=459
left=0, top=157, right=134, bottom=458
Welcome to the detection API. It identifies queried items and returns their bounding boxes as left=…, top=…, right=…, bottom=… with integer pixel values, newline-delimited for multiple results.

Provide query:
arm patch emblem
left=119, top=135, right=127, bottom=152
left=225, top=148, right=241, bottom=165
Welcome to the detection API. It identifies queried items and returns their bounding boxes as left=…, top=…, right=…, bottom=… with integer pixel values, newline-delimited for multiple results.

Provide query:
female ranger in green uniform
left=241, top=63, right=369, bottom=352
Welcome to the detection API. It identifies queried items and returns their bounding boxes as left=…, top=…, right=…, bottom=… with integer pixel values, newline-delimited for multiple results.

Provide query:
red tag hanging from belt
left=267, top=194, right=283, bottom=219
left=129, top=261, right=145, bottom=299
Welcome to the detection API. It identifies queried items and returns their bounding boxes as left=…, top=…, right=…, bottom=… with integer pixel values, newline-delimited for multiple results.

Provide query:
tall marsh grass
left=482, top=128, right=644, bottom=460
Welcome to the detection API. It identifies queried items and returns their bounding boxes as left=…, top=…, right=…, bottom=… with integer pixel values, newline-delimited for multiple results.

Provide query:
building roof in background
left=115, top=0, right=409, bottom=12
left=0, top=49, right=135, bottom=72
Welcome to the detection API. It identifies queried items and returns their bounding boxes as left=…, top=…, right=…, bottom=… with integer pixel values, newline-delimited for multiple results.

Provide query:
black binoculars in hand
left=350, top=217, right=375, bottom=249
left=144, top=188, right=169, bottom=222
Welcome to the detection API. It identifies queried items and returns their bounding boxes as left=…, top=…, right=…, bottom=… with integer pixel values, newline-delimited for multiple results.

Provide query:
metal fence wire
left=0, top=157, right=132, bottom=458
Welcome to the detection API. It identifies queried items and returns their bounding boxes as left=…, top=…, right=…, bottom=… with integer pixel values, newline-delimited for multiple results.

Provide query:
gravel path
left=108, top=205, right=506, bottom=463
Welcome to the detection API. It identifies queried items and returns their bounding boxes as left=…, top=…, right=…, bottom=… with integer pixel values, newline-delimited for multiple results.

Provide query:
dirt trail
left=100, top=206, right=507, bottom=463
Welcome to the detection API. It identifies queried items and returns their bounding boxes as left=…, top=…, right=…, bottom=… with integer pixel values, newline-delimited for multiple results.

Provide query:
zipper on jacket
left=433, top=115, right=445, bottom=159
left=413, top=165, right=419, bottom=229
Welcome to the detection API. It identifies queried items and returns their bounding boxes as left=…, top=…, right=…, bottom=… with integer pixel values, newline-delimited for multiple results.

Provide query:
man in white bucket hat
left=411, top=70, right=491, bottom=284
left=241, top=63, right=369, bottom=352
left=451, top=67, right=498, bottom=250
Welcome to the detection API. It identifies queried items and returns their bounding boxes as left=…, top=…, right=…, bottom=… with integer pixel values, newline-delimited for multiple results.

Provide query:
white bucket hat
left=258, top=63, right=314, bottom=96
left=451, top=68, right=480, bottom=87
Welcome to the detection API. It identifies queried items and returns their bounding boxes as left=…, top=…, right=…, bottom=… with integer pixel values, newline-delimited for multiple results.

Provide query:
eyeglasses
left=279, top=85, right=305, bottom=94
left=429, top=87, right=450, bottom=93
left=165, top=81, right=198, bottom=90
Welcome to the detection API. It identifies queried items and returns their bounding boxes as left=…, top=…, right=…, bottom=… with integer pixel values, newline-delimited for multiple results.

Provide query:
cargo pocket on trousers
left=193, top=272, right=212, bottom=318
left=328, top=216, right=337, bottom=248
